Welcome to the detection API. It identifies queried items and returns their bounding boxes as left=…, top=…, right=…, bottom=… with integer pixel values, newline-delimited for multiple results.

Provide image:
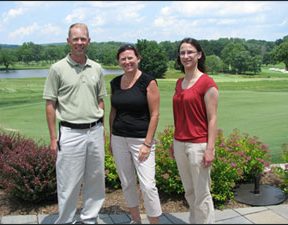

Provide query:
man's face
left=67, top=26, right=90, bottom=56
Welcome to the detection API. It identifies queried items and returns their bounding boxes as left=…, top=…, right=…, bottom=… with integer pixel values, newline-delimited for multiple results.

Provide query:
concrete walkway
left=1, top=204, right=288, bottom=224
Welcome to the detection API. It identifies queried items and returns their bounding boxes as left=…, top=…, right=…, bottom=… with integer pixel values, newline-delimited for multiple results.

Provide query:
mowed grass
left=1, top=73, right=288, bottom=163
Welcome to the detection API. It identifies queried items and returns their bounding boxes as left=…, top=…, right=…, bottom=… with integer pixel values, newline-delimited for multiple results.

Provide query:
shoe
left=71, top=220, right=84, bottom=224
left=129, top=220, right=142, bottom=224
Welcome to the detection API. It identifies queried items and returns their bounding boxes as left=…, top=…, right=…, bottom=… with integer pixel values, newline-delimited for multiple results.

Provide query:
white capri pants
left=111, top=134, right=162, bottom=217
left=55, top=123, right=105, bottom=224
left=173, top=139, right=215, bottom=224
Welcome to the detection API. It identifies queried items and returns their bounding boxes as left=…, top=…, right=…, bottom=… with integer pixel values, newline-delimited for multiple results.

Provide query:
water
left=0, top=68, right=123, bottom=79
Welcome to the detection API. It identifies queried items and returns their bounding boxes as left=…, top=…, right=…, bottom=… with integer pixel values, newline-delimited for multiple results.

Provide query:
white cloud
left=159, top=1, right=269, bottom=18
left=216, top=1, right=268, bottom=16
left=81, top=1, right=145, bottom=24
left=40, top=24, right=62, bottom=36
left=65, top=8, right=87, bottom=23
left=150, top=1, right=288, bottom=42
left=0, top=1, right=287, bottom=44
left=6, top=7, right=25, bottom=17
left=3, top=1, right=58, bottom=22
left=2, top=7, right=26, bottom=23
left=90, top=16, right=106, bottom=27
left=79, top=1, right=128, bottom=8
left=279, top=20, right=288, bottom=26
left=169, top=1, right=219, bottom=16
left=9, top=23, right=39, bottom=40
left=115, top=3, right=145, bottom=23
left=17, top=1, right=49, bottom=7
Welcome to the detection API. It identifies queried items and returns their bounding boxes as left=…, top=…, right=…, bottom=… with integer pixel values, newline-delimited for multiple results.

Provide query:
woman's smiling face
left=179, top=43, right=201, bottom=69
left=118, top=49, right=140, bottom=73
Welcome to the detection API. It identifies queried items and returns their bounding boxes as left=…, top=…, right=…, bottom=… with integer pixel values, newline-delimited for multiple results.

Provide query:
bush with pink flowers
left=154, top=127, right=272, bottom=208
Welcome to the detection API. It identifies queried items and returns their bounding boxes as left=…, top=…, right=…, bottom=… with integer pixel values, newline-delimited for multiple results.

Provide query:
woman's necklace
left=121, top=71, right=141, bottom=89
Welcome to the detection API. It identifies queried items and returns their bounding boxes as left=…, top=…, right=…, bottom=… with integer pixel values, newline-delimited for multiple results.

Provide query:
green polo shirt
left=43, top=54, right=107, bottom=123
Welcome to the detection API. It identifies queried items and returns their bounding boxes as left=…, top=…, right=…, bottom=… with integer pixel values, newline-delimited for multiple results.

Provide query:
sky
left=0, top=1, right=288, bottom=45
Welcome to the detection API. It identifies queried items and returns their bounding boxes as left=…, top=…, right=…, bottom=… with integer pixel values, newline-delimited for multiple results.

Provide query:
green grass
left=1, top=69, right=288, bottom=163
left=218, top=90, right=288, bottom=163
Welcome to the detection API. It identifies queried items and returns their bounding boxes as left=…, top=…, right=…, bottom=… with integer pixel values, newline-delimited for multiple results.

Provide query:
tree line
left=0, top=35, right=288, bottom=78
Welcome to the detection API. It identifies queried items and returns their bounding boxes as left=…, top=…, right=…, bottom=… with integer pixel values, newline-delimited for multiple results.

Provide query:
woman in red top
left=170, top=38, right=219, bottom=224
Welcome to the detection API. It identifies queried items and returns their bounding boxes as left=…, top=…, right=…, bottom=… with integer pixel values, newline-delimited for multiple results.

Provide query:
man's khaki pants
left=55, top=124, right=105, bottom=224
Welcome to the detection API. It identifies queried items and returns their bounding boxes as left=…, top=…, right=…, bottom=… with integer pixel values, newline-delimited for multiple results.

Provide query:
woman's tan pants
left=111, top=134, right=162, bottom=218
left=173, top=140, right=215, bottom=224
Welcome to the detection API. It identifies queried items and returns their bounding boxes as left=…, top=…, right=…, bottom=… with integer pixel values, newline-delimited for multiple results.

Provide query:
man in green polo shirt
left=43, top=23, right=107, bottom=224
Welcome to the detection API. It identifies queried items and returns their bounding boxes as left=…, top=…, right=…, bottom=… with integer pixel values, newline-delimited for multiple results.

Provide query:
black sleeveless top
left=110, top=72, right=155, bottom=138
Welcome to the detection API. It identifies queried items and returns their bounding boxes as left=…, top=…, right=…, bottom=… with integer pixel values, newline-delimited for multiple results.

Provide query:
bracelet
left=143, top=142, right=152, bottom=148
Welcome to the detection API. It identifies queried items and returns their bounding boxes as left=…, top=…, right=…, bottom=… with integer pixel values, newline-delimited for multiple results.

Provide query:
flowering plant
left=0, top=131, right=57, bottom=202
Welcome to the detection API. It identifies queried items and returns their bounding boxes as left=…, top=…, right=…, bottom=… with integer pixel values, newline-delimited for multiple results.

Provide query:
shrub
left=155, top=126, right=184, bottom=195
left=0, top=126, right=273, bottom=208
left=104, top=135, right=121, bottom=189
left=212, top=129, right=271, bottom=206
left=211, top=129, right=244, bottom=206
left=0, top=130, right=37, bottom=187
left=0, top=130, right=122, bottom=202
left=154, top=126, right=272, bottom=208
left=224, top=129, right=271, bottom=182
left=274, top=145, right=288, bottom=194
left=0, top=130, right=23, bottom=153
left=0, top=130, right=57, bottom=202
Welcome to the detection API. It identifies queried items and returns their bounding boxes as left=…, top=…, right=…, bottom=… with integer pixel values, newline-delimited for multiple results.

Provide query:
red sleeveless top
left=173, top=74, right=218, bottom=142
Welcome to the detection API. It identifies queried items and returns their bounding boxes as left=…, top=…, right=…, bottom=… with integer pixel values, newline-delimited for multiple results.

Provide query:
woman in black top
left=109, top=44, right=162, bottom=224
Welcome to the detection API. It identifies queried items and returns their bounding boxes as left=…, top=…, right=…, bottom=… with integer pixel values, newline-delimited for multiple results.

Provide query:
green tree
left=272, top=40, right=288, bottom=70
left=159, top=40, right=178, bottom=61
left=136, top=39, right=168, bottom=78
left=221, top=42, right=246, bottom=73
left=0, top=48, right=17, bottom=70
left=42, top=45, right=66, bottom=64
left=232, top=50, right=250, bottom=74
left=247, top=55, right=262, bottom=74
left=221, top=41, right=262, bottom=74
left=215, top=38, right=231, bottom=56
left=263, top=51, right=276, bottom=65
left=88, top=42, right=121, bottom=66
left=17, top=42, right=43, bottom=64
left=206, top=55, right=223, bottom=74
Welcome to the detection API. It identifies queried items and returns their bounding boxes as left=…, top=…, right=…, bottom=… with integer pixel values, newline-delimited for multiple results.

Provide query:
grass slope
left=1, top=71, right=288, bottom=163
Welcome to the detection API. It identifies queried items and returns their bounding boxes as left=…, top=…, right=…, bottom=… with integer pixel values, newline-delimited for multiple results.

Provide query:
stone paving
left=1, top=204, right=288, bottom=224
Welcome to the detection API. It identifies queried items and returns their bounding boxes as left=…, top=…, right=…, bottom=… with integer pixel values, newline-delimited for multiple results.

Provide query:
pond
left=0, top=68, right=123, bottom=79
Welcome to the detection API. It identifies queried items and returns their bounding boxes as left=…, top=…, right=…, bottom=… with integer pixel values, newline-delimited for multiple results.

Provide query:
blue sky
left=1, top=1, right=288, bottom=45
